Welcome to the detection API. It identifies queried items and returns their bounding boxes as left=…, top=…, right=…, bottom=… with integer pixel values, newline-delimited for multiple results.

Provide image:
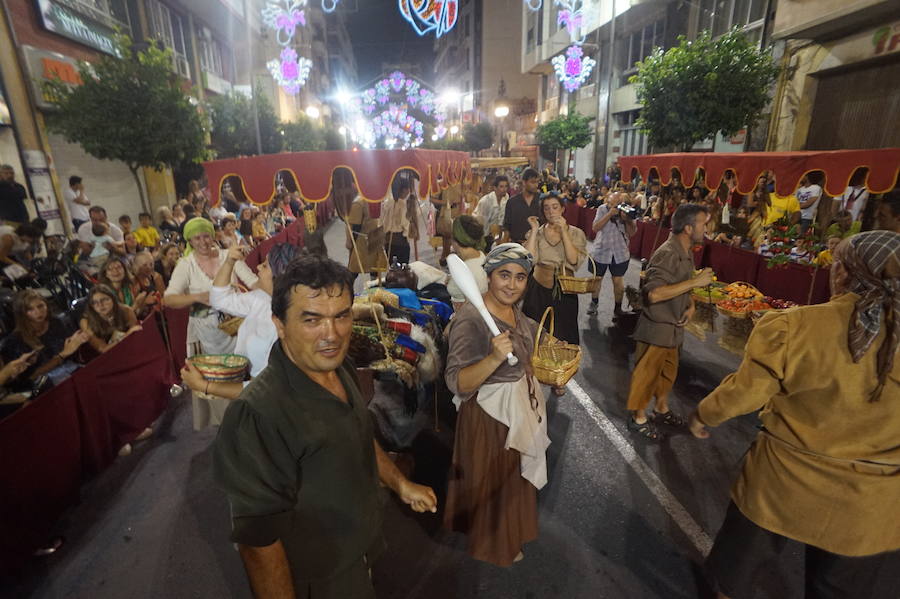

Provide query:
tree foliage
left=630, top=28, right=780, bottom=150
left=43, top=35, right=207, bottom=211
left=280, top=116, right=324, bottom=152
left=207, top=88, right=282, bottom=157
left=464, top=122, right=494, bottom=153
left=535, top=111, right=594, bottom=152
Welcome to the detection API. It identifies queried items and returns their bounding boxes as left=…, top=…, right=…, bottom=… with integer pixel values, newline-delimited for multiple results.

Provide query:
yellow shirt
left=813, top=249, right=833, bottom=267
left=764, top=193, right=800, bottom=225
left=133, top=225, right=160, bottom=248
left=697, top=293, right=900, bottom=556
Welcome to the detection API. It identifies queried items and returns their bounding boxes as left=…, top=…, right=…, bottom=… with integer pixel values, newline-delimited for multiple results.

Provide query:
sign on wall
left=21, top=46, right=84, bottom=110
left=34, top=0, right=121, bottom=57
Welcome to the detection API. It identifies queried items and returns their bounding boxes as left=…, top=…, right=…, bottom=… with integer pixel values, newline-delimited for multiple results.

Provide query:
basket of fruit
left=189, top=354, right=250, bottom=382
left=722, top=282, right=764, bottom=300
left=716, top=298, right=772, bottom=319
left=692, top=281, right=728, bottom=304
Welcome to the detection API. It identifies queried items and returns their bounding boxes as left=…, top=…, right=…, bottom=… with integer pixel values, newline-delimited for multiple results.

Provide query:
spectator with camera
left=587, top=192, right=637, bottom=317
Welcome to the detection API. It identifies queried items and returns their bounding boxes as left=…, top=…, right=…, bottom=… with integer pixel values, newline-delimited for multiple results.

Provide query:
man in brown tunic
left=626, top=204, right=713, bottom=439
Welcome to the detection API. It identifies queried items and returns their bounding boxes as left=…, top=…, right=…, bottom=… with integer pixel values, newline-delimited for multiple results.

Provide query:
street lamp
left=450, top=125, right=459, bottom=135
left=494, top=104, right=510, bottom=156
left=305, top=105, right=320, bottom=119
left=494, top=105, right=510, bottom=118
left=336, top=90, right=353, bottom=106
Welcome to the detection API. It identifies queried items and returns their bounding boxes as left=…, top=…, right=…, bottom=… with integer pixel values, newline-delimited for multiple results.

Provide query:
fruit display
left=692, top=282, right=728, bottom=303
left=763, top=296, right=799, bottom=309
left=723, top=282, right=763, bottom=300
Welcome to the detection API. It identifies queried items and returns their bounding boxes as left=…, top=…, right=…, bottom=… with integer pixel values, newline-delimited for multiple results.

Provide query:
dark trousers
left=706, top=501, right=900, bottom=599
left=386, top=235, right=410, bottom=265
left=72, top=219, right=87, bottom=231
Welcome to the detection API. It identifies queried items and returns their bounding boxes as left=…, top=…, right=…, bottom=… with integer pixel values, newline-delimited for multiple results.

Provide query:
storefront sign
left=815, top=20, right=900, bottom=73
left=34, top=0, right=121, bottom=57
left=22, top=150, right=65, bottom=236
left=872, top=23, right=900, bottom=56
left=21, top=46, right=85, bottom=110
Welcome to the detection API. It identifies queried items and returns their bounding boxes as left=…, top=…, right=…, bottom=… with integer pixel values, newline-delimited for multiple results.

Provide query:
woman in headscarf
left=178, top=243, right=299, bottom=400
left=446, top=215, right=488, bottom=310
left=163, top=217, right=258, bottom=430
left=690, top=230, right=900, bottom=599
left=444, top=243, right=551, bottom=567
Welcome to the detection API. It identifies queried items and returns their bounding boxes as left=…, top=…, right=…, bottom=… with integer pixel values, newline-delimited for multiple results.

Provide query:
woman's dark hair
left=159, top=243, right=180, bottom=262
left=84, top=285, right=131, bottom=341
left=271, top=253, right=355, bottom=321
left=98, top=257, right=135, bottom=291
left=451, top=215, right=484, bottom=249
left=539, top=191, right=564, bottom=223
left=672, top=203, right=710, bottom=233
left=12, top=289, right=48, bottom=350
left=15, top=224, right=41, bottom=239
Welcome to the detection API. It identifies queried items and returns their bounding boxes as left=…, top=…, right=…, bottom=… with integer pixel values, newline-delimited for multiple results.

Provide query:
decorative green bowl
left=189, top=354, right=250, bottom=382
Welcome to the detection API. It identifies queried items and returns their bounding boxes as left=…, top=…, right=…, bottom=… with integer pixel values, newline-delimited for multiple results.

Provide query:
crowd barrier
left=0, top=308, right=189, bottom=575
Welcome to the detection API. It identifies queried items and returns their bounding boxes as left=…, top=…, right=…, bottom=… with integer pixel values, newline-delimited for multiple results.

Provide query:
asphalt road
left=5, top=221, right=810, bottom=599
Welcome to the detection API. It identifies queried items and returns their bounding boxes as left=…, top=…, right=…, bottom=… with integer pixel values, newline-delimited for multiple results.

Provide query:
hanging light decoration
left=262, top=0, right=312, bottom=96
left=552, top=44, right=596, bottom=93
left=321, top=0, right=340, bottom=12
left=397, top=0, right=459, bottom=39
left=524, top=0, right=542, bottom=10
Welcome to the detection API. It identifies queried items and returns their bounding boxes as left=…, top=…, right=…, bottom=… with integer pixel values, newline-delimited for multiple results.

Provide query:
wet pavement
left=6, top=221, right=814, bottom=599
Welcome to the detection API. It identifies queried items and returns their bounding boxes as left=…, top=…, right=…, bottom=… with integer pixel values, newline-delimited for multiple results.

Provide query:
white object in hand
left=446, top=254, right=518, bottom=366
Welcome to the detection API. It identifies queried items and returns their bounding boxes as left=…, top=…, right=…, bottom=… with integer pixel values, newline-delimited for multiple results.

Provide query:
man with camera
left=587, top=191, right=637, bottom=317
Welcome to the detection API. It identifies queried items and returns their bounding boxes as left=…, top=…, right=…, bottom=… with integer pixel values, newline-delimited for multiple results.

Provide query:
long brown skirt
left=444, top=396, right=538, bottom=567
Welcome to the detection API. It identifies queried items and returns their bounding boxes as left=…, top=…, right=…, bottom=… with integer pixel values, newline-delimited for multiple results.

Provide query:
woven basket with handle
left=532, top=307, right=582, bottom=387
left=557, top=253, right=601, bottom=295
left=189, top=353, right=250, bottom=382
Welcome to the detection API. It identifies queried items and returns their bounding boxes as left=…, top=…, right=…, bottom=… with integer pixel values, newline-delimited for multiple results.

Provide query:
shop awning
left=619, top=148, right=900, bottom=197
left=202, top=149, right=471, bottom=205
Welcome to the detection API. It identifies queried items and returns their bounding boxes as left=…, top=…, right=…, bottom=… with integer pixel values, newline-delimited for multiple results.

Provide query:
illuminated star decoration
left=345, top=71, right=448, bottom=149
left=398, top=0, right=459, bottom=39
left=262, top=1, right=312, bottom=95
left=267, top=48, right=312, bottom=95
left=551, top=45, right=596, bottom=92
left=322, top=0, right=340, bottom=12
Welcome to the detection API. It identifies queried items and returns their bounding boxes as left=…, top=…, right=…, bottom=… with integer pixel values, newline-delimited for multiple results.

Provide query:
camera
left=616, top=203, right=638, bottom=218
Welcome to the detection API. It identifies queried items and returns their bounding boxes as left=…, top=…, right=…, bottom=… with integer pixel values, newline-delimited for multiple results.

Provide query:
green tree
left=280, top=116, right=324, bottom=152
left=464, top=122, right=494, bottom=153
left=421, top=136, right=467, bottom=151
left=43, top=36, right=207, bottom=212
left=630, top=28, right=780, bottom=151
left=535, top=110, right=594, bottom=158
left=207, top=88, right=282, bottom=157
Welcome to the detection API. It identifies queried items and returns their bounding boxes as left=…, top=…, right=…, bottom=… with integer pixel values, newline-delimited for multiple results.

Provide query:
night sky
left=342, top=0, right=437, bottom=87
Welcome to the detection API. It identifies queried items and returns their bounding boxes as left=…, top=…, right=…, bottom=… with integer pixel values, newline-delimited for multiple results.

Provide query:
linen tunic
left=633, top=235, right=695, bottom=348
left=208, top=286, right=275, bottom=379
left=697, top=293, right=900, bottom=556
left=213, top=343, right=384, bottom=587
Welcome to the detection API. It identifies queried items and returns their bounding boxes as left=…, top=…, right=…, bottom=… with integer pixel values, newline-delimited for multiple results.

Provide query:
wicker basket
left=189, top=354, right=250, bottom=382
left=557, top=254, right=601, bottom=295
left=715, top=302, right=751, bottom=320
left=217, top=316, right=244, bottom=336
left=532, top=307, right=582, bottom=387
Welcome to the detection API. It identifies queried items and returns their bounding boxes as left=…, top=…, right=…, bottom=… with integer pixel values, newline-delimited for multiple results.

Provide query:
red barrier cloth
left=754, top=261, right=832, bottom=305
left=0, top=380, right=82, bottom=574
left=704, top=241, right=760, bottom=284
left=619, top=149, right=900, bottom=197
left=163, top=307, right=189, bottom=370
left=580, top=207, right=598, bottom=241
left=243, top=219, right=306, bottom=272
left=641, top=224, right=671, bottom=259
left=203, top=149, right=471, bottom=206
left=629, top=220, right=644, bottom=256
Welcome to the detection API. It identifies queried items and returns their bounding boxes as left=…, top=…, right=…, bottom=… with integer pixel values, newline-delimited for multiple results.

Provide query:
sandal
left=552, top=386, right=567, bottom=397
left=628, top=417, right=663, bottom=440
left=653, top=410, right=686, bottom=428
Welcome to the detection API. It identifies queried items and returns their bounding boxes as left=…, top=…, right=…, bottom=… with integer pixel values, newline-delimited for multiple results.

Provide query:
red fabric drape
left=203, top=149, right=471, bottom=206
left=619, top=149, right=900, bottom=196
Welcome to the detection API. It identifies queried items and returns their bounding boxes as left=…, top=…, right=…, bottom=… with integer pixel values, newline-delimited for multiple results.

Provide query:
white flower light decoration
left=551, top=44, right=596, bottom=93
left=267, top=48, right=313, bottom=95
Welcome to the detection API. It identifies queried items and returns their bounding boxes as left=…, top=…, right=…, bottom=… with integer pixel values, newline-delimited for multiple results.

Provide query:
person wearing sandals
left=626, top=204, right=714, bottom=440
left=444, top=243, right=550, bottom=567
left=690, top=231, right=900, bottom=599
left=522, top=191, right=587, bottom=395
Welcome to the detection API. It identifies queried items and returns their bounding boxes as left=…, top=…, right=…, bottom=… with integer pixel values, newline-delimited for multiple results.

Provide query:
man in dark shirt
left=0, top=164, right=30, bottom=225
left=626, top=204, right=713, bottom=440
left=502, top=167, right=541, bottom=244
left=214, top=254, right=436, bottom=599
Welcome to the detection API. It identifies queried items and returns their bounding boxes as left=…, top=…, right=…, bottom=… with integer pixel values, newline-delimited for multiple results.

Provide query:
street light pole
left=600, top=0, right=616, bottom=171
left=243, top=0, right=262, bottom=155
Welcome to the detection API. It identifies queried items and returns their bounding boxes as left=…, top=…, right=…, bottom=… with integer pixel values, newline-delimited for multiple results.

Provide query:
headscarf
left=267, top=243, right=301, bottom=277
left=833, top=230, right=900, bottom=401
left=452, top=217, right=485, bottom=252
left=484, top=242, right=533, bottom=274
left=182, top=217, right=215, bottom=256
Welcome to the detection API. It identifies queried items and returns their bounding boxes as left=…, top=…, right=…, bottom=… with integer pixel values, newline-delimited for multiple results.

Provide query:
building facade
left=766, top=0, right=900, bottom=151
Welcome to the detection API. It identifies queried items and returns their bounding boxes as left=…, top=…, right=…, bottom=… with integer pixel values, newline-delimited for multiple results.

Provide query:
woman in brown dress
left=444, top=243, right=551, bottom=567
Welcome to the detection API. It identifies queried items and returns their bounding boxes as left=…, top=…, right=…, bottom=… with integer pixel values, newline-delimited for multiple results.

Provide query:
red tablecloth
left=0, top=310, right=181, bottom=574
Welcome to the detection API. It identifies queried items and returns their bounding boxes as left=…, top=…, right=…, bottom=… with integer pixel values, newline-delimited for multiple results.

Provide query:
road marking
left=567, top=378, right=714, bottom=557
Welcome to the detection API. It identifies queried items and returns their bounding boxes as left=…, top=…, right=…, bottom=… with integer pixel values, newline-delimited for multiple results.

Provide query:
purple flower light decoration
left=262, top=1, right=308, bottom=46
left=557, top=9, right=583, bottom=39
left=266, top=47, right=312, bottom=95
left=551, top=44, right=596, bottom=93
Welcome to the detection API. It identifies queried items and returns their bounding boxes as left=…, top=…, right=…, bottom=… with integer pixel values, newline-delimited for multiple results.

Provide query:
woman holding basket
left=444, top=243, right=551, bottom=567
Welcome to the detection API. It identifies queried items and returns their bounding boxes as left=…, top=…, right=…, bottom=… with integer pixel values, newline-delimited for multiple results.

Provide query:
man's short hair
left=138, top=212, right=152, bottom=220
left=15, top=224, right=41, bottom=239
left=672, top=203, right=709, bottom=233
left=119, top=214, right=132, bottom=223
left=69, top=175, right=82, bottom=186
left=271, top=253, right=355, bottom=322
left=88, top=206, right=107, bottom=216
left=31, top=218, right=48, bottom=232
left=183, top=204, right=196, bottom=216
left=522, top=168, right=540, bottom=182
left=493, top=175, right=509, bottom=187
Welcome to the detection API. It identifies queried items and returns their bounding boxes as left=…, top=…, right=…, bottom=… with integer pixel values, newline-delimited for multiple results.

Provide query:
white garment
left=797, top=184, right=822, bottom=220
left=208, top=205, right=228, bottom=223
left=77, top=220, right=124, bottom=242
left=452, top=375, right=550, bottom=490
left=446, top=252, right=488, bottom=304
left=380, top=194, right=411, bottom=235
left=63, top=187, right=90, bottom=221
left=0, top=225, right=31, bottom=254
left=834, top=186, right=869, bottom=222
left=473, top=191, right=508, bottom=236
left=209, top=286, right=276, bottom=378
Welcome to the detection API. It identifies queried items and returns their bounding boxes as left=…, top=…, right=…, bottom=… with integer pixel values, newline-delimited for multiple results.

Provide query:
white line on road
left=566, top=378, right=714, bottom=557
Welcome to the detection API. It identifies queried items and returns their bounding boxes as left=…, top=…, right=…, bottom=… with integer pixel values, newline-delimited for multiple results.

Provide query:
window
left=526, top=10, right=536, bottom=53
left=617, top=110, right=648, bottom=156
left=198, top=35, right=224, bottom=78
left=147, top=1, right=190, bottom=78
left=698, top=0, right=766, bottom=43
left=620, top=19, right=665, bottom=83
left=66, top=0, right=130, bottom=29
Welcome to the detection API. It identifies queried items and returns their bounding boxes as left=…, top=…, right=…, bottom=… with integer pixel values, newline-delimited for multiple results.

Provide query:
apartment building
left=766, top=0, right=900, bottom=151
